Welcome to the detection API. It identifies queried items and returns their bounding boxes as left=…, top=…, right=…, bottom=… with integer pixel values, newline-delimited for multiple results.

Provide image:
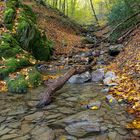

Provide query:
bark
left=89, top=0, right=99, bottom=25
left=37, top=61, right=96, bottom=108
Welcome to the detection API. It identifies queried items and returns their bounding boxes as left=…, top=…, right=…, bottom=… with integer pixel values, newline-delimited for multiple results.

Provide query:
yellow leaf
left=91, top=106, right=98, bottom=110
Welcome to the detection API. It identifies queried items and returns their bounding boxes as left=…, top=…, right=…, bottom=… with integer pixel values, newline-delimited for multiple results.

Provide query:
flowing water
left=0, top=82, right=138, bottom=140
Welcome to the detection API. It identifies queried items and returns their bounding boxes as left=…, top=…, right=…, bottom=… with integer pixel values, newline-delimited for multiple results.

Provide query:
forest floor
left=0, top=0, right=140, bottom=140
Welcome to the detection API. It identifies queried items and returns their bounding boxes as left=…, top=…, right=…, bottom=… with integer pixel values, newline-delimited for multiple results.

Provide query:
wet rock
left=81, top=51, right=93, bottom=57
left=68, top=71, right=91, bottom=84
left=87, top=101, right=101, bottom=109
left=100, top=126, right=108, bottom=132
left=27, top=101, right=39, bottom=107
left=79, top=136, right=96, bottom=140
left=24, top=112, right=43, bottom=121
left=109, top=44, right=124, bottom=56
left=132, top=129, right=140, bottom=137
left=0, top=127, right=12, bottom=136
left=65, top=121, right=100, bottom=137
left=108, top=131, right=117, bottom=140
left=31, top=125, right=55, bottom=140
left=91, top=69, right=104, bottom=82
left=8, top=109, right=26, bottom=116
left=103, top=71, right=117, bottom=86
left=21, top=123, right=34, bottom=134
left=115, top=127, right=128, bottom=135
left=101, top=88, right=109, bottom=93
left=58, top=107, right=75, bottom=114
left=66, top=97, right=78, bottom=102
left=106, top=95, right=117, bottom=106
left=0, top=133, right=19, bottom=140
left=96, top=134, right=108, bottom=140
left=14, top=135, right=30, bottom=140
left=8, top=122, right=21, bottom=129
left=0, top=116, right=6, bottom=123
left=45, top=113, right=62, bottom=120
left=57, top=135, right=77, bottom=140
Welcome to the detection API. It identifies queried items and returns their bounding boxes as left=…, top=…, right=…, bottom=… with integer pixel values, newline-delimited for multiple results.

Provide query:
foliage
left=0, top=58, right=31, bottom=79
left=3, top=7, right=15, bottom=29
left=0, top=33, right=22, bottom=58
left=107, top=0, right=139, bottom=42
left=27, top=69, right=42, bottom=88
left=6, top=0, right=20, bottom=9
left=16, top=4, right=53, bottom=61
left=6, top=74, right=28, bottom=93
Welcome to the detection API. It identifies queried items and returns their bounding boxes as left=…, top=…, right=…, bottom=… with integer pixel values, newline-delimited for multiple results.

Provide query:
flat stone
left=8, top=122, right=21, bottom=129
left=65, top=121, right=100, bottom=137
left=21, top=123, right=34, bottom=134
left=58, top=107, right=74, bottom=114
left=27, top=101, right=39, bottom=107
left=0, top=127, right=12, bottom=136
left=132, top=129, right=140, bottom=137
left=96, top=134, right=108, bottom=140
left=24, top=112, right=43, bottom=121
left=0, top=116, right=6, bottom=123
left=0, top=133, right=19, bottom=140
left=45, top=113, right=62, bottom=120
left=32, top=125, right=55, bottom=140
left=8, top=108, right=26, bottom=116
left=66, top=97, right=78, bottom=102
left=14, top=135, right=30, bottom=140
left=59, top=110, right=101, bottom=125
left=58, top=135, right=77, bottom=140
left=106, top=95, right=117, bottom=106
left=108, top=131, right=117, bottom=140
left=87, top=101, right=101, bottom=109
left=115, top=127, right=128, bottom=135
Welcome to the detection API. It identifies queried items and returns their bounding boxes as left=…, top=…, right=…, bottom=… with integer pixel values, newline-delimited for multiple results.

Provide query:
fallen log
left=36, top=61, right=96, bottom=108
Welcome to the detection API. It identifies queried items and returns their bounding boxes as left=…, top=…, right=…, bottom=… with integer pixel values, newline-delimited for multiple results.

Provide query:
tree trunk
left=89, top=0, right=99, bottom=25
left=37, top=61, right=96, bottom=108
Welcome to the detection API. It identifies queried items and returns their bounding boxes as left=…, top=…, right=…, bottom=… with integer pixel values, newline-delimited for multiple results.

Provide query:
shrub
left=4, top=8, right=15, bottom=29
left=28, top=69, right=42, bottom=87
left=107, top=0, right=138, bottom=42
left=0, top=33, right=22, bottom=58
left=6, top=75, right=28, bottom=93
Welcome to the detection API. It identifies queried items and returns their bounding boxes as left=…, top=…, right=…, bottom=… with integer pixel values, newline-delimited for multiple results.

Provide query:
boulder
left=68, top=71, right=91, bottom=84
left=103, top=71, right=117, bottom=86
left=91, top=69, right=104, bottom=82
left=109, top=44, right=124, bottom=56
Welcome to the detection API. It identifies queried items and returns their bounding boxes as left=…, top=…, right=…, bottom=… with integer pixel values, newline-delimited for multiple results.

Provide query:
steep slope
left=107, top=26, right=140, bottom=128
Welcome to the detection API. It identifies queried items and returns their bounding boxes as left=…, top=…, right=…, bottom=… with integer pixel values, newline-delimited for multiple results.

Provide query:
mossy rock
left=6, top=75, right=28, bottom=94
left=28, top=69, right=42, bottom=88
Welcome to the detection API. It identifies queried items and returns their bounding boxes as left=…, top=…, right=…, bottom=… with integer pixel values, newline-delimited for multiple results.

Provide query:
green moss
left=28, top=69, right=42, bottom=87
left=0, top=33, right=22, bottom=58
left=6, top=75, right=28, bottom=94
left=0, top=58, right=31, bottom=80
left=16, top=5, right=53, bottom=61
left=6, top=0, right=20, bottom=9
left=4, top=8, right=15, bottom=29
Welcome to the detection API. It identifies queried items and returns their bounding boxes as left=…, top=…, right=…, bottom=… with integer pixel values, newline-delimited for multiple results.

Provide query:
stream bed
left=0, top=82, right=139, bottom=140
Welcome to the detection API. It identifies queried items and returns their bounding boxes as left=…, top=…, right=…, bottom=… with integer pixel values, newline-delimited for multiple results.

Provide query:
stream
left=0, top=82, right=138, bottom=140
